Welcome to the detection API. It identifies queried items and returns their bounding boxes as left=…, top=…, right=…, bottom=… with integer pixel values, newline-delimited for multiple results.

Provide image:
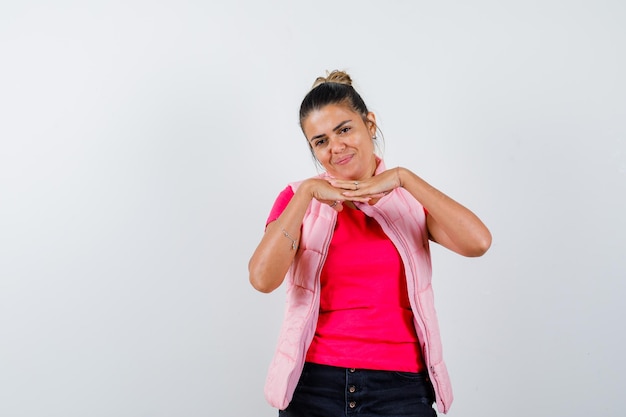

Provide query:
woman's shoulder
left=289, top=172, right=329, bottom=190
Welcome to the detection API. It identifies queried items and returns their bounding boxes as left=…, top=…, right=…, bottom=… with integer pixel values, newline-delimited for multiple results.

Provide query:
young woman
left=249, top=70, right=491, bottom=416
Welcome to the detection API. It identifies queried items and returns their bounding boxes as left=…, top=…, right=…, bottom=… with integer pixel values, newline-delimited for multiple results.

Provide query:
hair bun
left=312, top=70, right=353, bottom=88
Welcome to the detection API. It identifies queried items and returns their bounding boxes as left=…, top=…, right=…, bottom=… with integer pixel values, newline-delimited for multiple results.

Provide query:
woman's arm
left=248, top=184, right=312, bottom=293
left=248, top=179, right=365, bottom=293
left=332, top=167, right=492, bottom=257
left=397, top=168, right=491, bottom=257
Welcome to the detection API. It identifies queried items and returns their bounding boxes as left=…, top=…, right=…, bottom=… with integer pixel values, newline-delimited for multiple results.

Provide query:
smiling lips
left=333, top=154, right=354, bottom=165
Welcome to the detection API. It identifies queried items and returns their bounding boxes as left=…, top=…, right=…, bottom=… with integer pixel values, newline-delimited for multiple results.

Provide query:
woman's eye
left=339, top=127, right=351, bottom=134
left=314, top=139, right=327, bottom=147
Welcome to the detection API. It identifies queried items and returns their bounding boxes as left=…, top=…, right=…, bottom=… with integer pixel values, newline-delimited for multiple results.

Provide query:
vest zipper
left=368, top=206, right=430, bottom=352
left=365, top=204, right=448, bottom=411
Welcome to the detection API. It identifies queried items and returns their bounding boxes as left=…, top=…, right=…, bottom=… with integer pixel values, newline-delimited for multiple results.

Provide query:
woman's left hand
left=327, top=167, right=402, bottom=203
left=332, top=166, right=492, bottom=257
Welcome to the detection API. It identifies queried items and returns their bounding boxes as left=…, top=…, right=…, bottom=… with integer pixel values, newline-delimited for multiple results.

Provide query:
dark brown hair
left=299, top=70, right=369, bottom=129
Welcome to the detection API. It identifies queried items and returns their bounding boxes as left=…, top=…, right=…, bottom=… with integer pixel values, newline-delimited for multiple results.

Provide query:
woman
left=249, top=70, right=491, bottom=417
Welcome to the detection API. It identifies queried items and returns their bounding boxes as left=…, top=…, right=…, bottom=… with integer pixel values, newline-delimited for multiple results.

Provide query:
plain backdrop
left=1, top=1, right=625, bottom=416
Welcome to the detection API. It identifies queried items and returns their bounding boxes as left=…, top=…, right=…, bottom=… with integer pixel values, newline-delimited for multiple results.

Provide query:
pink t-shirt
left=267, top=186, right=424, bottom=372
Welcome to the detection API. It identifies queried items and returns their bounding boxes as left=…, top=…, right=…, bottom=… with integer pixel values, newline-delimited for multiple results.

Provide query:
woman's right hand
left=249, top=179, right=347, bottom=292
left=302, top=178, right=371, bottom=211
left=249, top=178, right=373, bottom=293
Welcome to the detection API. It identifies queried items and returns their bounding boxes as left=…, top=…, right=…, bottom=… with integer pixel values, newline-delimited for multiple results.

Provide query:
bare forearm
left=248, top=183, right=314, bottom=293
left=398, top=168, right=492, bottom=257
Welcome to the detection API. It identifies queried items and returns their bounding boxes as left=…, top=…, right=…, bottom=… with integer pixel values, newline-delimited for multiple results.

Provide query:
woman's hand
left=328, top=167, right=402, bottom=204
left=332, top=167, right=491, bottom=257
left=303, top=178, right=372, bottom=211
left=249, top=176, right=377, bottom=293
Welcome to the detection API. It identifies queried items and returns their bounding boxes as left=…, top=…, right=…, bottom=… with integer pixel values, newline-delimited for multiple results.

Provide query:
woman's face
left=302, top=103, right=377, bottom=181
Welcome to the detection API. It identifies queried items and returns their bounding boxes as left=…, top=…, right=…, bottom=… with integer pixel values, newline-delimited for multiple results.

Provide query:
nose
left=329, top=135, right=346, bottom=153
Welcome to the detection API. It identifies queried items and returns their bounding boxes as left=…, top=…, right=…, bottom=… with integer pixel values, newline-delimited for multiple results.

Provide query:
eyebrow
left=308, top=119, right=352, bottom=143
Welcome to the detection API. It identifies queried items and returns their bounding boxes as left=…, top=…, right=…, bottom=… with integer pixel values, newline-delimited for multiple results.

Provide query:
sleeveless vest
left=264, top=162, right=453, bottom=413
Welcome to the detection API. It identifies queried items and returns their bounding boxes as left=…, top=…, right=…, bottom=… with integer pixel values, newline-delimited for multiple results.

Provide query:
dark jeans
left=279, top=362, right=437, bottom=417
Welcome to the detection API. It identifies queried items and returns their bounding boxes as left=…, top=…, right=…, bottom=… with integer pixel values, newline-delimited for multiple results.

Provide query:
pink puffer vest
left=264, top=162, right=454, bottom=414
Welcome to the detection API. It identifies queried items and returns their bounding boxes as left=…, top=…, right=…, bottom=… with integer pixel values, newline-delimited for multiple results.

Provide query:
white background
left=1, top=1, right=625, bottom=416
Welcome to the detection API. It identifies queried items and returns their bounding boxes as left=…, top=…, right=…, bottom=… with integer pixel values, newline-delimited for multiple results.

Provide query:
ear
left=365, top=112, right=377, bottom=136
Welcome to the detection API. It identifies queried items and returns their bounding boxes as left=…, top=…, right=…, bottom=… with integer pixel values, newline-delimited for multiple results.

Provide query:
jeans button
left=349, top=401, right=356, bottom=408
left=349, top=385, right=356, bottom=393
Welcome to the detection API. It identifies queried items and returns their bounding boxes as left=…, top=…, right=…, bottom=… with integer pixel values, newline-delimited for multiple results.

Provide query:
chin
left=329, top=171, right=353, bottom=180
